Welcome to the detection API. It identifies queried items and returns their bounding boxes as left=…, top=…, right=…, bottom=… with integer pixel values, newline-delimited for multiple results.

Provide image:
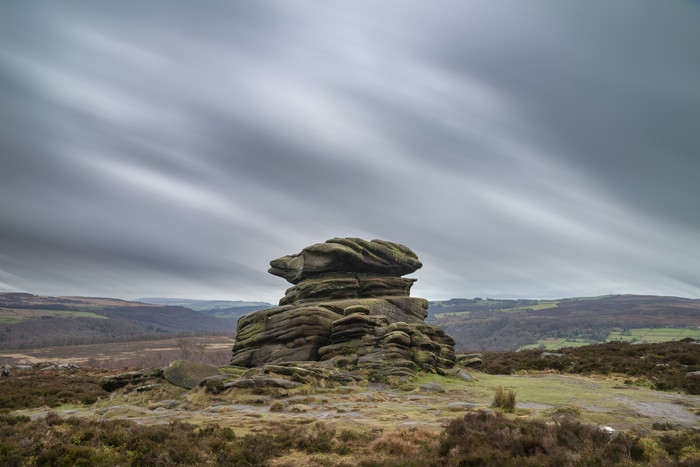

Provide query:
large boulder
left=269, top=238, right=422, bottom=284
left=163, top=360, right=220, bottom=389
left=231, top=238, right=456, bottom=378
left=99, top=368, right=164, bottom=392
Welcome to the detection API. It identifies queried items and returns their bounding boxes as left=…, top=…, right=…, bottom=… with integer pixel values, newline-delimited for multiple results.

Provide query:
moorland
left=428, top=294, right=700, bottom=351
left=3, top=293, right=699, bottom=354
left=1, top=339, right=699, bottom=466
left=1, top=291, right=699, bottom=465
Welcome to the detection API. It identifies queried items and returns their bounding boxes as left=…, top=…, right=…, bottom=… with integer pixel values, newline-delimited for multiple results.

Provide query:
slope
left=427, top=294, right=700, bottom=351
left=0, top=293, right=237, bottom=350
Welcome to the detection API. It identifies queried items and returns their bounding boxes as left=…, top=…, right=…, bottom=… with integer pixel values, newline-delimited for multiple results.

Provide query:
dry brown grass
left=370, top=427, right=437, bottom=456
left=0, top=335, right=234, bottom=368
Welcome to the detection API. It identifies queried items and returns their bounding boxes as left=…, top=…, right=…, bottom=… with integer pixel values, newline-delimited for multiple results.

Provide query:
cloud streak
left=1, top=0, right=699, bottom=302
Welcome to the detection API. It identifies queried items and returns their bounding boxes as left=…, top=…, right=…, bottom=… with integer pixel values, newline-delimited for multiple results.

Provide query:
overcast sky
left=1, top=1, right=699, bottom=303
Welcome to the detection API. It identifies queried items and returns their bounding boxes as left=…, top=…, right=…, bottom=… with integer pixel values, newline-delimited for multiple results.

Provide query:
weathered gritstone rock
left=99, top=368, right=165, bottom=392
left=163, top=360, right=220, bottom=389
left=231, top=238, right=456, bottom=378
left=268, top=238, right=422, bottom=284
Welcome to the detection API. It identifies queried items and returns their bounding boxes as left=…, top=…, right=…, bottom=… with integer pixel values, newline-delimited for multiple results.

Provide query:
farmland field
left=521, top=327, right=700, bottom=350
left=520, top=338, right=593, bottom=350
left=0, top=307, right=109, bottom=321
left=607, top=327, right=700, bottom=343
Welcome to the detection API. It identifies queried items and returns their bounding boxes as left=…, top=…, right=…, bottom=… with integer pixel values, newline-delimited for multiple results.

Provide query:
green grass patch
left=498, top=301, right=560, bottom=313
left=606, top=327, right=700, bottom=343
left=433, top=311, right=470, bottom=318
left=43, top=309, right=109, bottom=319
left=522, top=328, right=700, bottom=350
left=0, top=308, right=109, bottom=319
left=0, top=316, right=22, bottom=323
left=570, top=294, right=617, bottom=300
left=520, top=338, right=593, bottom=350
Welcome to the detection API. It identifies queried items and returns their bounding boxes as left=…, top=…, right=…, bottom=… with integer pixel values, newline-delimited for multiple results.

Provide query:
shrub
left=296, top=422, right=336, bottom=454
left=0, top=403, right=698, bottom=466
left=0, top=368, right=107, bottom=409
left=269, top=400, right=284, bottom=412
left=492, top=386, right=516, bottom=412
left=478, top=341, right=700, bottom=394
left=652, top=422, right=676, bottom=431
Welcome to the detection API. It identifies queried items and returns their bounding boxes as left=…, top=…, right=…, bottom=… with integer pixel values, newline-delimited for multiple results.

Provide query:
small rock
left=150, top=400, right=180, bottom=409
left=462, top=358, right=483, bottom=368
left=686, top=371, right=700, bottom=377
left=226, top=378, right=256, bottom=389
left=331, top=372, right=364, bottom=384
left=446, top=402, right=479, bottom=409
left=225, top=377, right=301, bottom=389
left=540, top=352, right=564, bottom=359
left=253, top=376, right=302, bottom=389
left=35, top=361, right=57, bottom=369
left=135, top=384, right=163, bottom=392
left=199, top=374, right=230, bottom=393
left=456, top=370, right=473, bottom=381
left=419, top=383, right=445, bottom=392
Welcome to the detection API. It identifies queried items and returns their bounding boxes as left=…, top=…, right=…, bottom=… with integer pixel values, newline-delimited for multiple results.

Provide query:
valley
left=428, top=294, right=700, bottom=351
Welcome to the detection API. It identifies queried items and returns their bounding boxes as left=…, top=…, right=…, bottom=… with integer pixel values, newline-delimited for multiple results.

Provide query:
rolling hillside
left=4, top=292, right=698, bottom=353
left=0, top=293, right=237, bottom=350
left=427, top=294, right=700, bottom=351
left=136, top=298, right=271, bottom=319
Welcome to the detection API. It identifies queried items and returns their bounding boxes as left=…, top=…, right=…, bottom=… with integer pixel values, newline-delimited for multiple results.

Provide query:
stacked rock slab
left=231, top=238, right=456, bottom=377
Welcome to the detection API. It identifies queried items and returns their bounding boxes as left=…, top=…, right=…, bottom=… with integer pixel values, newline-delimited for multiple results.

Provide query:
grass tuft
left=491, top=386, right=516, bottom=412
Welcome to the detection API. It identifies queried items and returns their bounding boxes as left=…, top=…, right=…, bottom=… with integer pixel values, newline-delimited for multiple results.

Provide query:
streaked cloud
left=1, top=0, right=698, bottom=302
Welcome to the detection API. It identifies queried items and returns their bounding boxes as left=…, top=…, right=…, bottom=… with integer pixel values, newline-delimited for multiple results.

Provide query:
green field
left=570, top=294, right=617, bottom=301
left=521, top=327, right=700, bottom=350
left=0, top=316, right=22, bottom=324
left=607, top=327, right=700, bottom=343
left=433, top=311, right=471, bottom=318
left=520, top=338, right=594, bottom=350
left=498, top=301, right=559, bottom=313
left=432, top=300, right=560, bottom=318
left=0, top=307, right=109, bottom=322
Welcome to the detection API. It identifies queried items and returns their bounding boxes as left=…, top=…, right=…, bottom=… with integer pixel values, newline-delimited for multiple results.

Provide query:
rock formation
left=231, top=238, right=456, bottom=378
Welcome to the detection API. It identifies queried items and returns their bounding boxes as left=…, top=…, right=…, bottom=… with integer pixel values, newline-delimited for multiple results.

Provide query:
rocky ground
left=12, top=363, right=699, bottom=432
left=2, top=361, right=699, bottom=466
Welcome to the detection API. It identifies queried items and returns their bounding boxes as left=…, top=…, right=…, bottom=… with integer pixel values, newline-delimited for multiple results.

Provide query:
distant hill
left=0, top=293, right=238, bottom=350
left=427, top=294, right=700, bottom=351
left=5, top=292, right=698, bottom=353
left=136, top=298, right=271, bottom=319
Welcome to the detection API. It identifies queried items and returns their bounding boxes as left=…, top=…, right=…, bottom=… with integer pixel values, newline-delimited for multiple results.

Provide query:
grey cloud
left=1, top=0, right=699, bottom=302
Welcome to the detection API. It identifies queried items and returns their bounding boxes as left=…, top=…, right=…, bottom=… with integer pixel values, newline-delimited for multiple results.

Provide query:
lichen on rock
left=231, top=238, right=456, bottom=379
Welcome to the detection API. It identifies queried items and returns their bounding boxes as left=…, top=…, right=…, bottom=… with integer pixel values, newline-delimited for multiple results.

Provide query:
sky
left=1, top=0, right=699, bottom=303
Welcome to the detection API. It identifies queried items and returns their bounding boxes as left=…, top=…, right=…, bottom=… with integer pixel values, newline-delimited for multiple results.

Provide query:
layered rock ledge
left=231, top=238, right=456, bottom=378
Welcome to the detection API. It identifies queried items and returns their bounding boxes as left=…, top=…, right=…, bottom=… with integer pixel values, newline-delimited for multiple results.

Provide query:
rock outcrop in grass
left=231, top=238, right=456, bottom=378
